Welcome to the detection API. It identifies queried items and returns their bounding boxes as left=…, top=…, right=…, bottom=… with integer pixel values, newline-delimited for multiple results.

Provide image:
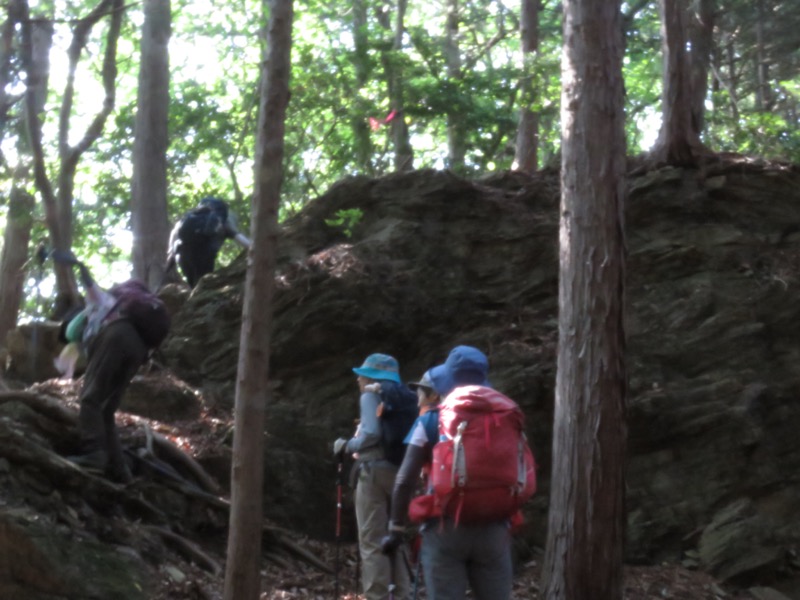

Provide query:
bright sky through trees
left=6, top=0, right=799, bottom=318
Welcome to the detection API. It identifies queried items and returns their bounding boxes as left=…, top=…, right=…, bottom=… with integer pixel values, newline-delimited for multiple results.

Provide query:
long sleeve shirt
left=345, top=385, right=382, bottom=456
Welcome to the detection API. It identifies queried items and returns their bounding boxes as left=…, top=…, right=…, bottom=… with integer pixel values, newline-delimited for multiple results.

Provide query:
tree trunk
left=351, top=0, right=373, bottom=173
left=754, top=0, right=770, bottom=111
left=19, top=6, right=77, bottom=316
left=541, top=0, right=627, bottom=597
left=444, top=0, right=465, bottom=171
left=222, top=0, right=293, bottom=597
left=514, top=0, right=540, bottom=173
left=0, top=0, right=25, bottom=148
left=22, top=0, right=123, bottom=316
left=131, top=0, right=172, bottom=290
left=688, top=0, right=713, bottom=136
left=377, top=0, right=413, bottom=172
left=0, top=188, right=35, bottom=348
left=391, top=0, right=413, bottom=171
left=651, top=0, right=706, bottom=165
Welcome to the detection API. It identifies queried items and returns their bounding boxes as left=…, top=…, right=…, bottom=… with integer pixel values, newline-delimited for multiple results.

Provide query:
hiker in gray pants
left=334, top=353, right=412, bottom=600
left=382, top=346, right=513, bottom=600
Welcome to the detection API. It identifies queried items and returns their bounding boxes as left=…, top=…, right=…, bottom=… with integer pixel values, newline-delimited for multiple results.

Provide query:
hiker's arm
left=77, top=263, right=94, bottom=290
left=232, top=231, right=251, bottom=249
left=345, top=389, right=381, bottom=453
left=388, top=442, right=427, bottom=528
left=224, top=215, right=251, bottom=249
left=165, top=220, right=182, bottom=269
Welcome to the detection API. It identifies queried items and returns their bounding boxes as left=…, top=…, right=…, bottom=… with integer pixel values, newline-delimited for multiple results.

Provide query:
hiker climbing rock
left=53, top=251, right=170, bottom=483
left=333, top=353, right=416, bottom=600
left=382, top=345, right=536, bottom=600
left=164, top=197, right=251, bottom=288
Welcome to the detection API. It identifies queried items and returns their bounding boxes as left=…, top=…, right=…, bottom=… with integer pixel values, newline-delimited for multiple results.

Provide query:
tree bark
left=21, top=0, right=124, bottom=316
left=0, top=189, right=35, bottom=348
left=0, top=0, right=25, bottom=161
left=754, top=0, right=770, bottom=111
left=651, top=0, right=707, bottom=165
left=444, top=0, right=465, bottom=171
left=514, top=0, right=540, bottom=173
left=222, top=0, right=293, bottom=597
left=377, top=0, right=413, bottom=172
left=688, top=0, right=714, bottom=135
left=351, top=0, right=373, bottom=173
left=131, top=0, right=172, bottom=290
left=542, top=0, right=627, bottom=597
left=18, top=5, right=76, bottom=316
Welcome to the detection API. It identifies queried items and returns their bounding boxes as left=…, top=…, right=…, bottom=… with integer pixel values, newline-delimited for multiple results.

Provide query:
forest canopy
left=0, top=0, right=798, bottom=310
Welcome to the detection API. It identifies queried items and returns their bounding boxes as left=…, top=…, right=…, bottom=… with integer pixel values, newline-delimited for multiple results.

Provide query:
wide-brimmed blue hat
left=352, top=353, right=402, bottom=383
left=429, top=345, right=489, bottom=396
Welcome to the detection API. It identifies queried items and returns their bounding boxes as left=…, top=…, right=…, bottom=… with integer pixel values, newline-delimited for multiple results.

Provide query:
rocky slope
left=3, top=159, right=800, bottom=598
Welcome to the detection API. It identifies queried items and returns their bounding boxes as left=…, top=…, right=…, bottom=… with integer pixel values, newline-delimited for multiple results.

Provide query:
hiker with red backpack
left=53, top=252, right=170, bottom=483
left=333, top=353, right=417, bottom=600
left=381, top=345, right=537, bottom=600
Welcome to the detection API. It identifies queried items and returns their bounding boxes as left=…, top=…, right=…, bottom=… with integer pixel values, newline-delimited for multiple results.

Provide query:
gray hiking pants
left=355, top=460, right=411, bottom=600
left=420, top=519, right=512, bottom=600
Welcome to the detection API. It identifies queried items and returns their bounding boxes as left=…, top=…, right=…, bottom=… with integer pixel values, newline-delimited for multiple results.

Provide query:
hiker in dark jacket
left=56, top=254, right=151, bottom=484
left=164, top=197, right=251, bottom=288
left=333, top=353, right=413, bottom=600
left=381, top=346, right=513, bottom=600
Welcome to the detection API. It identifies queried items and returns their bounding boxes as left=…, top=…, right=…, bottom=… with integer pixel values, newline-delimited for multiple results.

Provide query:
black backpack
left=377, top=381, right=419, bottom=466
left=178, top=199, right=229, bottom=245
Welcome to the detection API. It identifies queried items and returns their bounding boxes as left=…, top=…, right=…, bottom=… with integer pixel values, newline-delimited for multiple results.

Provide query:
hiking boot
left=66, top=450, right=108, bottom=473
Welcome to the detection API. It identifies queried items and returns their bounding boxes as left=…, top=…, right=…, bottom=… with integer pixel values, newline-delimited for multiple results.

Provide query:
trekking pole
left=412, top=552, right=422, bottom=600
left=388, top=547, right=397, bottom=600
left=355, top=536, right=361, bottom=595
left=334, top=452, right=344, bottom=599
left=388, top=548, right=397, bottom=600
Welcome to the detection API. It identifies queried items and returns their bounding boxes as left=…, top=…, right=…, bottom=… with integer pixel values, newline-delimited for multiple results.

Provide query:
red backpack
left=410, top=385, right=537, bottom=525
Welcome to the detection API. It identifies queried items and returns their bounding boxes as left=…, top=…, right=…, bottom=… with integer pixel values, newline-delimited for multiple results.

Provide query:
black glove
left=380, top=531, right=403, bottom=555
left=77, top=263, right=95, bottom=289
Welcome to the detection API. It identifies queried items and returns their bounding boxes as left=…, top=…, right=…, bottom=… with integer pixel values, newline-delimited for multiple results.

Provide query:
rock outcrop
left=163, top=163, right=800, bottom=591
left=3, top=161, right=800, bottom=596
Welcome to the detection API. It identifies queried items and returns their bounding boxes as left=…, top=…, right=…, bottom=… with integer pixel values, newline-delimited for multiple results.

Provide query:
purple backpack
left=107, top=279, right=171, bottom=349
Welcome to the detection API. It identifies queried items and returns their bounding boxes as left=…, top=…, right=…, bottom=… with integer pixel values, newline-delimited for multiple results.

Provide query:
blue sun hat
left=429, top=345, right=490, bottom=396
left=352, top=353, right=402, bottom=383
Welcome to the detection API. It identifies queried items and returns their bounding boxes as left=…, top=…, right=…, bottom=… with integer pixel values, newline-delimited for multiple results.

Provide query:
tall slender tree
left=514, top=0, right=541, bottom=173
left=0, top=189, right=35, bottom=347
left=0, top=0, right=34, bottom=337
left=651, top=0, right=708, bottom=165
left=444, top=0, right=465, bottom=171
left=223, top=0, right=293, bottom=597
left=21, top=0, right=124, bottom=316
left=377, top=0, right=413, bottom=171
left=351, top=0, right=374, bottom=173
left=688, top=0, right=714, bottom=134
left=542, top=0, right=627, bottom=597
left=0, top=0, right=24, bottom=163
left=131, top=0, right=172, bottom=290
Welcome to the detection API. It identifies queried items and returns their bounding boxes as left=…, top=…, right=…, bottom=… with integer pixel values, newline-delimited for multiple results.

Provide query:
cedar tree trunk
left=541, top=0, right=628, bottom=598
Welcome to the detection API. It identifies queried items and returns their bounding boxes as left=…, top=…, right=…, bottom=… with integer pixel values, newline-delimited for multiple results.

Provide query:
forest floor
left=14, top=380, right=761, bottom=600
left=116, top=384, right=759, bottom=600
left=151, top=538, right=757, bottom=600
